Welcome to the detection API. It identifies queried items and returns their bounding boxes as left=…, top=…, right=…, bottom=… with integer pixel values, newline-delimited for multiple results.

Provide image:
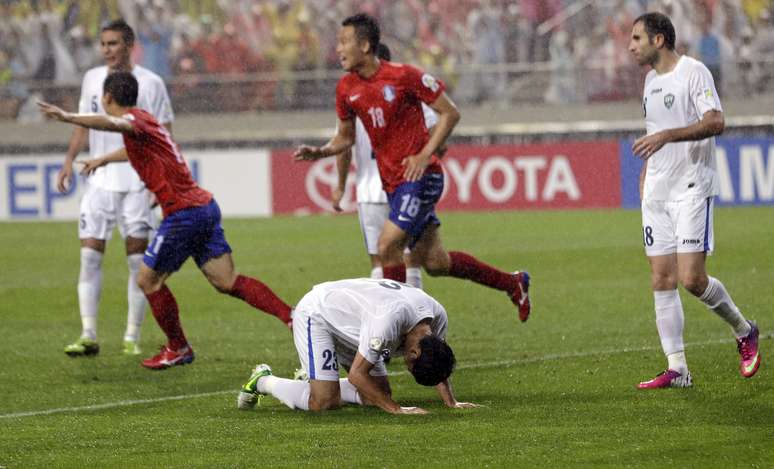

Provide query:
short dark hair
left=376, top=42, right=391, bottom=61
left=103, top=71, right=138, bottom=107
left=410, top=335, right=456, bottom=386
left=342, top=13, right=380, bottom=54
left=634, top=12, right=676, bottom=50
left=102, top=19, right=135, bottom=46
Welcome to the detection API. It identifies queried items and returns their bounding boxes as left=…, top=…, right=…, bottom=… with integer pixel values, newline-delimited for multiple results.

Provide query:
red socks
left=229, top=275, right=292, bottom=324
left=448, top=251, right=514, bottom=292
left=146, top=285, right=188, bottom=350
left=382, top=264, right=406, bottom=283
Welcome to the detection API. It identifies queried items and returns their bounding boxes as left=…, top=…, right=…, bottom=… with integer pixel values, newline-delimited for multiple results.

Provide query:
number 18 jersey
left=336, top=61, right=446, bottom=193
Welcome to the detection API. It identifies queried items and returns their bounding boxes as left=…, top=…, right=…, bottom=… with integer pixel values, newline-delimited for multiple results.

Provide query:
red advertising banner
left=271, top=141, right=621, bottom=215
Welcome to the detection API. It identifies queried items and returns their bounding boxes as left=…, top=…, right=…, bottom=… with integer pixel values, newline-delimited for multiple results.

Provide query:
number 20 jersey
left=336, top=61, right=445, bottom=193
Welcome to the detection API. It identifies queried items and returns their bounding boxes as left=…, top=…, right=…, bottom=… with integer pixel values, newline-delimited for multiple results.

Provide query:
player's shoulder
left=676, top=55, right=711, bottom=77
left=82, top=65, right=109, bottom=84
left=133, top=65, right=166, bottom=87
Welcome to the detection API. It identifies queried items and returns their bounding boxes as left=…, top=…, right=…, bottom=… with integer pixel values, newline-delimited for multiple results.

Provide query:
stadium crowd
left=2, top=0, right=774, bottom=118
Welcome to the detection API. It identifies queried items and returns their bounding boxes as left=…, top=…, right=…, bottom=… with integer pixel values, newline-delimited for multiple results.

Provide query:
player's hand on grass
left=293, top=145, right=325, bottom=161
left=402, top=154, right=430, bottom=182
left=394, top=406, right=429, bottom=415
left=56, top=163, right=73, bottom=193
left=447, top=401, right=481, bottom=409
left=78, top=158, right=106, bottom=176
left=331, top=186, right=344, bottom=212
left=633, top=131, right=669, bottom=160
left=37, top=101, right=71, bottom=122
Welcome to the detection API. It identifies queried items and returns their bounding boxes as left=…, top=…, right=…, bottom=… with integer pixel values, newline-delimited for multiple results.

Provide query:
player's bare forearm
left=100, top=147, right=129, bottom=163
left=422, top=93, right=460, bottom=158
left=38, top=101, right=133, bottom=133
left=336, top=149, right=353, bottom=190
left=664, top=110, right=724, bottom=143
left=348, top=353, right=406, bottom=413
left=64, top=126, right=88, bottom=164
left=436, top=379, right=479, bottom=409
left=633, top=110, right=723, bottom=159
left=294, top=118, right=355, bottom=161
left=348, top=370, right=401, bottom=413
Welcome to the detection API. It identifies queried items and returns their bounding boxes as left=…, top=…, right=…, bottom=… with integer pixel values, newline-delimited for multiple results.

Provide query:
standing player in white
left=237, top=278, right=478, bottom=414
left=331, top=43, right=439, bottom=289
left=56, top=19, right=174, bottom=357
left=629, top=12, right=760, bottom=389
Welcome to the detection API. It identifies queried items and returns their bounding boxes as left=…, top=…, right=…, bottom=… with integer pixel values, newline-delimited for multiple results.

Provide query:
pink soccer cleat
left=637, top=369, right=693, bottom=389
left=737, top=321, right=761, bottom=378
left=509, top=271, right=531, bottom=322
left=141, top=344, right=195, bottom=370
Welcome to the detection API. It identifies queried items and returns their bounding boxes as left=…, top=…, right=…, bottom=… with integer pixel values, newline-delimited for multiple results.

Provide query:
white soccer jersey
left=308, top=278, right=448, bottom=366
left=78, top=65, right=174, bottom=192
left=353, top=104, right=438, bottom=203
left=641, top=55, right=722, bottom=201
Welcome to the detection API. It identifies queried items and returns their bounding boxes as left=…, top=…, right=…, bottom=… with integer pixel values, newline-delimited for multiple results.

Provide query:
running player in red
left=38, top=72, right=293, bottom=369
left=293, top=14, right=531, bottom=321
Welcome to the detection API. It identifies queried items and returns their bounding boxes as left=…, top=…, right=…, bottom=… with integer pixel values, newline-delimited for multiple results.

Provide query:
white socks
left=77, top=247, right=103, bottom=340
left=339, top=378, right=363, bottom=405
left=654, top=289, right=687, bottom=373
left=406, top=267, right=423, bottom=289
left=259, top=376, right=310, bottom=410
left=699, top=276, right=751, bottom=338
left=257, top=376, right=363, bottom=410
left=124, top=254, right=146, bottom=342
left=370, top=266, right=383, bottom=279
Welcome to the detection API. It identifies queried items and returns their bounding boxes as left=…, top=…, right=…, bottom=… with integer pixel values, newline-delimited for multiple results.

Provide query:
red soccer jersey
left=122, top=108, right=212, bottom=216
left=336, top=61, right=446, bottom=193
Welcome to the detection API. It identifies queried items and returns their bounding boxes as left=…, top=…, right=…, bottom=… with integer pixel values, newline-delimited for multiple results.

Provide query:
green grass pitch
left=1, top=207, right=772, bottom=467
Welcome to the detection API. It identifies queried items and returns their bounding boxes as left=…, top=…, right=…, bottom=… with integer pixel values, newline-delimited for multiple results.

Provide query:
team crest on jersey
left=383, top=85, right=396, bottom=102
left=421, top=73, right=440, bottom=92
left=369, top=337, right=385, bottom=352
left=704, top=88, right=713, bottom=99
left=664, top=93, right=675, bottom=109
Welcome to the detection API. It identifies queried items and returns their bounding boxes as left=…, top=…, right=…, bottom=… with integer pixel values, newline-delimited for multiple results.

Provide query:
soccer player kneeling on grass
left=237, top=278, right=479, bottom=414
left=38, top=72, right=293, bottom=370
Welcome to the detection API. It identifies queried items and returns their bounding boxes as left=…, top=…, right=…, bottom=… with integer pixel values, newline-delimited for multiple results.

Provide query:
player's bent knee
left=308, top=395, right=341, bottom=412
left=680, top=275, right=708, bottom=297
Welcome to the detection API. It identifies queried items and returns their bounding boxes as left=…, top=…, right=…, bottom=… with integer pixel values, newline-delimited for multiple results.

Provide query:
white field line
left=2, top=333, right=768, bottom=420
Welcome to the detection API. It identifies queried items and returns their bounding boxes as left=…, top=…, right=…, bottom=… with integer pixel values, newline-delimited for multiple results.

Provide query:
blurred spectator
left=694, top=12, right=723, bottom=92
left=1, top=0, right=773, bottom=118
left=137, top=2, right=173, bottom=79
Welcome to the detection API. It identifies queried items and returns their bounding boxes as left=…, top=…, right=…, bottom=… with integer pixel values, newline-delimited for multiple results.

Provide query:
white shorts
left=641, top=196, right=714, bottom=257
left=79, top=185, right=153, bottom=240
left=292, top=289, right=387, bottom=382
left=357, top=202, right=389, bottom=255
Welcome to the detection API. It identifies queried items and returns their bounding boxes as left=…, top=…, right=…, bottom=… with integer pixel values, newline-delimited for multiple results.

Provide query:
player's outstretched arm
left=348, top=352, right=428, bottom=415
left=633, top=110, right=724, bottom=160
left=435, top=378, right=480, bottom=409
left=293, top=118, right=356, bottom=161
left=38, top=101, right=134, bottom=133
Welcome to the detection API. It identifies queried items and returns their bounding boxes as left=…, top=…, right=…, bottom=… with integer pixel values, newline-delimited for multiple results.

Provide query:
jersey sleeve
left=688, top=62, right=722, bottom=117
left=403, top=64, right=446, bottom=105
left=148, top=76, right=175, bottom=124
left=357, top=308, right=401, bottom=365
left=430, top=302, right=448, bottom=339
left=335, top=78, right=354, bottom=121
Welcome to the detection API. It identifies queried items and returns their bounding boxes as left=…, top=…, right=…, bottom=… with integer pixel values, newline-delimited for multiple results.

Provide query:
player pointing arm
left=40, top=72, right=294, bottom=370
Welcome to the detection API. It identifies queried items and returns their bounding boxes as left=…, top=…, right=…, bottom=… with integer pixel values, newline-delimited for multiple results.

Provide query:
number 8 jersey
left=336, top=61, right=446, bottom=193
